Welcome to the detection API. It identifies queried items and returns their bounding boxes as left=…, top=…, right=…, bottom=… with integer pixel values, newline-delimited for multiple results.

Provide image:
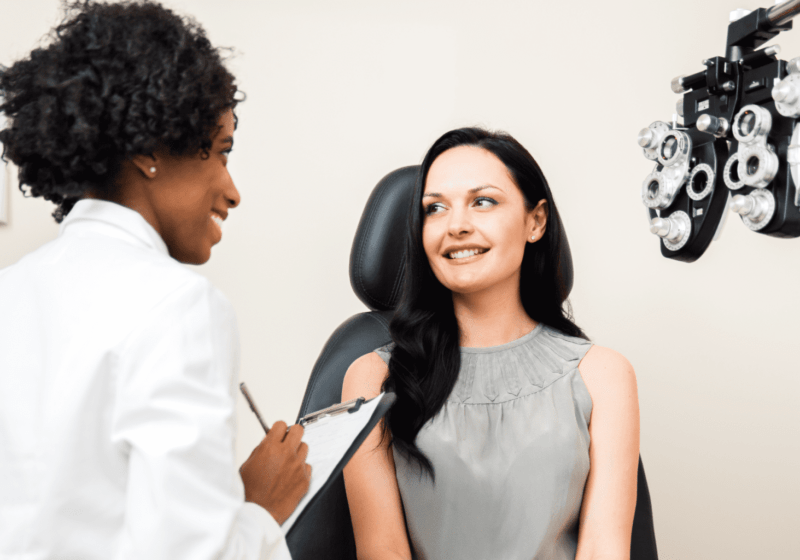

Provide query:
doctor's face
left=421, top=146, right=544, bottom=296
left=146, top=109, right=240, bottom=265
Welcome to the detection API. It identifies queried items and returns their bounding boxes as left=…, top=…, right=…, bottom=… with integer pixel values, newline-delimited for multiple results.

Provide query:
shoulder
left=578, top=345, right=638, bottom=405
left=342, top=351, right=390, bottom=402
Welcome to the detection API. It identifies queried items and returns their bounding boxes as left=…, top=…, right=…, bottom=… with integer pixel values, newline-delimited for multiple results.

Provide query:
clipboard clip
left=299, top=397, right=366, bottom=427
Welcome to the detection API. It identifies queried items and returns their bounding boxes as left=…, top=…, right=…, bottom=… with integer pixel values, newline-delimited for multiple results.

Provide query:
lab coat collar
left=60, top=199, right=170, bottom=256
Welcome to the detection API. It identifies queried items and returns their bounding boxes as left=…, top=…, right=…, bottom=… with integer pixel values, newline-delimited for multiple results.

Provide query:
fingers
left=283, top=423, right=305, bottom=449
left=297, top=441, right=309, bottom=463
left=304, top=463, right=312, bottom=480
left=267, top=421, right=288, bottom=442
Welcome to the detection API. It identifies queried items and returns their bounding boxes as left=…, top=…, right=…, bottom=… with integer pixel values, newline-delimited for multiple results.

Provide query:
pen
left=239, top=382, right=270, bottom=434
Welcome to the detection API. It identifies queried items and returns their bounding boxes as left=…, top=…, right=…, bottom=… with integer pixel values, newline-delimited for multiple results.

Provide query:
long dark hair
left=382, top=127, right=587, bottom=479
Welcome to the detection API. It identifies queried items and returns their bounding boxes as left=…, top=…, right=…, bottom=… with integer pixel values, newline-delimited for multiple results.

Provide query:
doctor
left=0, top=1, right=308, bottom=559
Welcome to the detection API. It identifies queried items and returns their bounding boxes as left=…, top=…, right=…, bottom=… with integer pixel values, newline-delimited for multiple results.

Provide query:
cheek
left=421, top=222, right=440, bottom=265
left=492, top=221, right=529, bottom=266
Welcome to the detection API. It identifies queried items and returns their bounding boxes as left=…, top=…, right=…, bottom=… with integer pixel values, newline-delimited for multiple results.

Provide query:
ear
left=130, top=154, right=159, bottom=179
left=526, top=199, right=548, bottom=243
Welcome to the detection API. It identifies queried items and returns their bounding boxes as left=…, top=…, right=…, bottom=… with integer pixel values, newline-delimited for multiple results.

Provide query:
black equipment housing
left=650, top=3, right=800, bottom=260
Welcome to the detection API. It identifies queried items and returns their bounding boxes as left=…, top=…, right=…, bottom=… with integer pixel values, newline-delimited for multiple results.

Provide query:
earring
left=149, top=167, right=156, bottom=174
left=530, top=235, right=536, bottom=241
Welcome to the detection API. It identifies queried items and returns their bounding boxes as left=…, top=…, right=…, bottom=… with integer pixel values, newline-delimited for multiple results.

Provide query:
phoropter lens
left=647, top=180, right=660, bottom=201
left=661, top=137, right=677, bottom=160
left=692, top=171, right=707, bottom=192
left=747, top=155, right=760, bottom=176
left=738, top=111, right=756, bottom=137
left=730, top=160, right=740, bottom=183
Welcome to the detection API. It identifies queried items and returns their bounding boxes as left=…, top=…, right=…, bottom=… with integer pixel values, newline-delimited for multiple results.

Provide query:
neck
left=451, top=272, right=537, bottom=348
left=89, top=162, right=161, bottom=236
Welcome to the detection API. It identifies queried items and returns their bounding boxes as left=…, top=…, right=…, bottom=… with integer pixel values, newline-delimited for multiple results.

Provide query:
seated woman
left=342, top=127, right=639, bottom=560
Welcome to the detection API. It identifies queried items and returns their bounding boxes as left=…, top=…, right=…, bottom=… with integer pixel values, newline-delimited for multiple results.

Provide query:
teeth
left=449, top=249, right=482, bottom=259
left=210, top=213, right=223, bottom=231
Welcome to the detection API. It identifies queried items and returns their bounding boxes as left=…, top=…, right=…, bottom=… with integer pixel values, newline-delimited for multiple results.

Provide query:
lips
left=210, top=212, right=224, bottom=236
left=445, top=247, right=489, bottom=260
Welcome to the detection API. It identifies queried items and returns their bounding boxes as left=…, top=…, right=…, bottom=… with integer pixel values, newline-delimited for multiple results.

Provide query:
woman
left=342, top=128, right=639, bottom=560
left=0, top=2, right=309, bottom=559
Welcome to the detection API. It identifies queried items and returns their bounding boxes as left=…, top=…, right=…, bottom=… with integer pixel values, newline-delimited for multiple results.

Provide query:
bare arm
left=341, top=353, right=413, bottom=560
left=575, top=346, right=640, bottom=560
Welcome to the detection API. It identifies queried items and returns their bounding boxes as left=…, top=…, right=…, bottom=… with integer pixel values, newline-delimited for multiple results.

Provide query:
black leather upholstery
left=349, top=166, right=417, bottom=311
left=287, top=167, right=658, bottom=560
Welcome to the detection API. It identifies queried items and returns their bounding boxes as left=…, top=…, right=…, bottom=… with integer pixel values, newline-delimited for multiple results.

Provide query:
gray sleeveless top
left=373, top=324, right=593, bottom=560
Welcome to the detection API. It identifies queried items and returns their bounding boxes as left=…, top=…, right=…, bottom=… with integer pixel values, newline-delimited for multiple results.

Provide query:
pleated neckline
left=459, top=323, right=544, bottom=354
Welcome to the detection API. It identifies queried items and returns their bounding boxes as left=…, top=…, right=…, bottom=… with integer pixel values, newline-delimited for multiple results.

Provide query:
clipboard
left=283, top=391, right=396, bottom=535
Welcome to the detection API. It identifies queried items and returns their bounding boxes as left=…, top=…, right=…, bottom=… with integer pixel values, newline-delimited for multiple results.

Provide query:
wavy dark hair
left=0, top=0, right=240, bottom=222
left=383, top=127, right=587, bottom=479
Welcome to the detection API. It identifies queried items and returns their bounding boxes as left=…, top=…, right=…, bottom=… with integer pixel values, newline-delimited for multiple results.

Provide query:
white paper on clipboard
left=281, top=392, right=387, bottom=533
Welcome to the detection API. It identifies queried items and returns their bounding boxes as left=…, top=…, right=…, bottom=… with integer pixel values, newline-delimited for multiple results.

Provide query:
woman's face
left=140, top=109, right=240, bottom=264
left=422, top=146, right=546, bottom=296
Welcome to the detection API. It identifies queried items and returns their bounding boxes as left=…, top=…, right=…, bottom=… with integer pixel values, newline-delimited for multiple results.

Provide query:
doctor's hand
left=240, top=421, right=312, bottom=525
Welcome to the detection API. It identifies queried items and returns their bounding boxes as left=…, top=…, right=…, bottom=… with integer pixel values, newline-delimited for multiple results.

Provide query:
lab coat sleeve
left=110, top=277, right=291, bottom=560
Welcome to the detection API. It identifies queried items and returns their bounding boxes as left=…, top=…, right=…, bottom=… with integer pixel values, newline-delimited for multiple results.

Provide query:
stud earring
left=149, top=167, right=156, bottom=174
left=531, top=235, right=536, bottom=241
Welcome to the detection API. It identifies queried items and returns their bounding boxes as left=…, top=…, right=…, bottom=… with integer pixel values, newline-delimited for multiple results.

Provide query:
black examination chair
left=287, top=166, right=658, bottom=560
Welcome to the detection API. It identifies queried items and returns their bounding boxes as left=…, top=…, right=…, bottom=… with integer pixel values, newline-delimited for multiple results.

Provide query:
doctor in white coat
left=0, top=2, right=309, bottom=559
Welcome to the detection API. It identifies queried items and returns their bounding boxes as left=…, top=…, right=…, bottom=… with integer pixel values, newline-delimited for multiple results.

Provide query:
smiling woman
left=104, top=109, right=240, bottom=264
left=342, top=127, right=640, bottom=560
left=0, top=2, right=309, bottom=559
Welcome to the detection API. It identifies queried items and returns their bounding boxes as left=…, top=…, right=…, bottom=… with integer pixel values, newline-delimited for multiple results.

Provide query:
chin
left=439, top=277, right=492, bottom=295
left=171, top=246, right=212, bottom=265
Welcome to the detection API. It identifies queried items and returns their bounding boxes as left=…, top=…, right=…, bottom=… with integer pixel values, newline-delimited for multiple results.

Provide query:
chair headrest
left=349, top=165, right=574, bottom=311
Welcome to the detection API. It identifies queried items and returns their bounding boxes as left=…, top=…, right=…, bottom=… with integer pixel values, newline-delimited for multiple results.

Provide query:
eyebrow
left=422, top=184, right=502, bottom=198
left=220, top=136, right=234, bottom=147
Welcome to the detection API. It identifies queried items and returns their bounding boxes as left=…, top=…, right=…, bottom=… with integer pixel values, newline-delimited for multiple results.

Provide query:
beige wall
left=2, top=1, right=798, bottom=558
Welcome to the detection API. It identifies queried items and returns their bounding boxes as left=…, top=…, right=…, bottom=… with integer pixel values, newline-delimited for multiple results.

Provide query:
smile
left=210, top=213, right=224, bottom=233
left=446, top=248, right=489, bottom=260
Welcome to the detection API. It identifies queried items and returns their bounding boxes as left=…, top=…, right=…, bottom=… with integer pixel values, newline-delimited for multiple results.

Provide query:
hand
left=240, top=421, right=312, bottom=525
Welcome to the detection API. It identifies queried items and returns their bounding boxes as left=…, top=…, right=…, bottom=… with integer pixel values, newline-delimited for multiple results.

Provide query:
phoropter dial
left=649, top=211, right=692, bottom=251
left=640, top=124, right=693, bottom=210
left=729, top=105, right=778, bottom=188
left=730, top=190, right=776, bottom=231
left=687, top=163, right=715, bottom=200
left=772, top=57, right=800, bottom=117
left=638, top=121, right=671, bottom=161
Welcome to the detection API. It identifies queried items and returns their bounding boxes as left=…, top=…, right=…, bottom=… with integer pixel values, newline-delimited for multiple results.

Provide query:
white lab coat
left=0, top=199, right=291, bottom=560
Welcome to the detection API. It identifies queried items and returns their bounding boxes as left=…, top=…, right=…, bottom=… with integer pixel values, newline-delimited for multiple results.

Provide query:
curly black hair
left=0, top=0, right=240, bottom=222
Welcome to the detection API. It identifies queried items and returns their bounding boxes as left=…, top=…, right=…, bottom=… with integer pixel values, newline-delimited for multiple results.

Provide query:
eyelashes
left=424, top=202, right=445, bottom=215
left=424, top=196, right=498, bottom=215
left=474, top=196, right=498, bottom=208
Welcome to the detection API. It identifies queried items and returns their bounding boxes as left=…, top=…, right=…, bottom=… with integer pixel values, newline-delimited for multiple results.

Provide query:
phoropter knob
left=649, top=211, right=691, bottom=250
left=697, top=114, right=729, bottom=138
left=731, top=194, right=765, bottom=220
left=788, top=57, right=800, bottom=76
left=773, top=73, right=800, bottom=118
left=773, top=80, right=798, bottom=103
left=671, top=76, right=686, bottom=94
left=730, top=190, right=776, bottom=231
left=638, top=128, right=656, bottom=148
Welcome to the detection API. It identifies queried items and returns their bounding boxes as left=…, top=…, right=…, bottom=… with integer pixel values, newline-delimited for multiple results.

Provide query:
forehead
left=425, top=146, right=514, bottom=194
left=215, top=109, right=235, bottom=139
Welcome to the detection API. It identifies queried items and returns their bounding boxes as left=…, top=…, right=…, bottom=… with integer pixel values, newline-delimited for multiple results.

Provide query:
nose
left=447, top=206, right=473, bottom=237
left=224, top=172, right=241, bottom=209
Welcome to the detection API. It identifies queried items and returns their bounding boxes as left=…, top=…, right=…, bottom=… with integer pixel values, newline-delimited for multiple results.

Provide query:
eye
left=424, top=202, right=446, bottom=215
left=473, top=196, right=498, bottom=208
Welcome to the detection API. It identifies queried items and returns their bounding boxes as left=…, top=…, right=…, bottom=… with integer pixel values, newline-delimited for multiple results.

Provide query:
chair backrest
left=287, top=166, right=658, bottom=560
